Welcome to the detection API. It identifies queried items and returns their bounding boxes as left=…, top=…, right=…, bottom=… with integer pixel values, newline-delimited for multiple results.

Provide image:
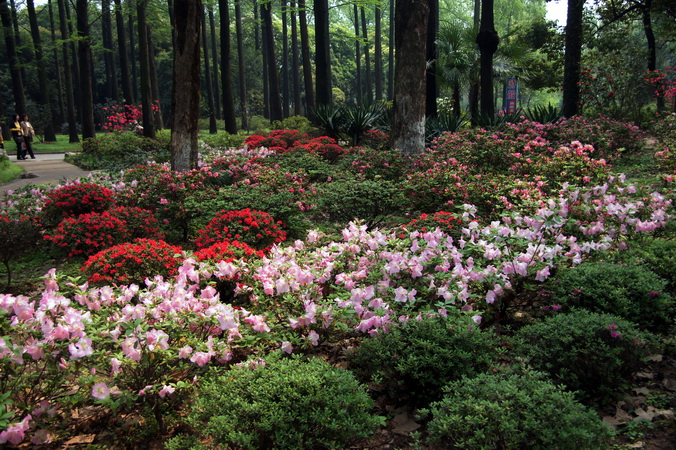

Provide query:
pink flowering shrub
left=44, top=212, right=128, bottom=257
left=101, top=102, right=158, bottom=132
left=196, top=209, right=287, bottom=251
left=82, top=239, right=184, bottom=286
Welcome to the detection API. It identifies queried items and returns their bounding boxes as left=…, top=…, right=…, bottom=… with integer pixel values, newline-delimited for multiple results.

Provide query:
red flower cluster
left=41, top=183, right=115, bottom=226
left=82, top=238, right=183, bottom=286
left=244, top=130, right=347, bottom=162
left=402, top=211, right=464, bottom=241
left=244, top=129, right=302, bottom=152
left=196, top=209, right=287, bottom=251
left=44, top=211, right=128, bottom=257
left=107, top=206, right=165, bottom=240
left=193, top=240, right=264, bottom=263
left=101, top=102, right=159, bottom=132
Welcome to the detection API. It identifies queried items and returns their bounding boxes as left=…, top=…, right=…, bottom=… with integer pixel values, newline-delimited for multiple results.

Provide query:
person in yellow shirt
left=10, top=114, right=26, bottom=160
left=0, top=125, right=4, bottom=150
left=20, top=114, right=36, bottom=159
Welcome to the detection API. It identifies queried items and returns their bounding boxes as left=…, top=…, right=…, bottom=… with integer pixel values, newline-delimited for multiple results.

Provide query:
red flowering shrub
left=196, top=209, right=287, bottom=251
left=360, top=129, right=391, bottom=151
left=402, top=211, right=464, bottom=241
left=244, top=129, right=302, bottom=151
left=41, top=183, right=115, bottom=227
left=193, top=240, right=264, bottom=263
left=291, top=136, right=346, bottom=163
left=107, top=206, right=164, bottom=240
left=82, top=238, right=183, bottom=286
left=44, top=212, right=128, bottom=257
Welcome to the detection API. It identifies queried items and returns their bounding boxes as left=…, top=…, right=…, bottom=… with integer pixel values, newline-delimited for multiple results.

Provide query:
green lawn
left=32, top=134, right=85, bottom=153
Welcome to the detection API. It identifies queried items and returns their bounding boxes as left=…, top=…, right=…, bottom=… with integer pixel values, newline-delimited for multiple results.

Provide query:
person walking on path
left=0, top=125, right=4, bottom=150
left=10, top=114, right=26, bottom=160
left=20, top=114, right=36, bottom=159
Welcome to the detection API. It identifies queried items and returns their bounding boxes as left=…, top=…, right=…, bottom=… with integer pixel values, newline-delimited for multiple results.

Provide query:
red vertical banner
left=506, top=77, right=518, bottom=114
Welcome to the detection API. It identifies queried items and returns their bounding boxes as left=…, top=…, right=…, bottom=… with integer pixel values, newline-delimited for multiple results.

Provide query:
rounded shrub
left=107, top=206, right=164, bottom=240
left=187, top=356, right=383, bottom=449
left=44, top=211, right=128, bottom=257
left=621, top=239, right=676, bottom=294
left=195, top=208, right=287, bottom=251
left=515, top=309, right=655, bottom=405
left=349, top=314, right=500, bottom=406
left=40, top=183, right=115, bottom=227
left=425, top=369, right=612, bottom=449
left=193, top=240, right=264, bottom=263
left=82, top=238, right=184, bottom=286
left=549, top=262, right=674, bottom=332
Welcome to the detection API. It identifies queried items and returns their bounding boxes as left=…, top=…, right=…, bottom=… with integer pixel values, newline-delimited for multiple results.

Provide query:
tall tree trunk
left=391, top=0, right=428, bottom=154
left=477, top=0, right=498, bottom=117
left=27, top=0, right=57, bottom=141
left=48, top=0, right=65, bottom=123
left=374, top=4, right=383, bottom=101
left=114, top=0, right=134, bottom=104
left=219, top=0, right=237, bottom=133
left=137, top=0, right=156, bottom=138
left=354, top=4, right=362, bottom=104
left=361, top=7, right=372, bottom=103
left=201, top=8, right=217, bottom=134
left=0, top=0, right=26, bottom=114
left=281, top=0, right=290, bottom=117
left=425, top=0, right=438, bottom=117
left=290, top=1, right=302, bottom=115
left=128, top=6, right=139, bottom=103
left=208, top=7, right=221, bottom=120
left=562, top=0, right=584, bottom=118
left=314, top=0, right=332, bottom=105
left=66, top=2, right=82, bottom=122
left=76, top=0, right=95, bottom=139
left=262, top=17, right=270, bottom=119
left=453, top=81, right=461, bottom=117
left=102, top=0, right=118, bottom=101
left=387, top=0, right=394, bottom=101
left=642, top=0, right=663, bottom=112
left=57, top=0, right=78, bottom=142
left=298, top=0, right=314, bottom=111
left=262, top=0, right=284, bottom=121
left=147, top=28, right=164, bottom=130
left=469, top=0, right=480, bottom=124
left=9, top=0, right=29, bottom=86
left=171, top=0, right=202, bottom=172
left=234, top=0, right=248, bottom=130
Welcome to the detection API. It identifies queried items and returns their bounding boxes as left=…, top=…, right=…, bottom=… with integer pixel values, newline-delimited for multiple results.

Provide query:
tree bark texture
left=27, top=0, right=56, bottom=140
left=113, top=0, right=134, bottom=104
left=76, top=0, right=96, bottom=139
left=425, top=0, right=438, bottom=117
left=0, top=0, right=26, bottom=114
left=201, top=8, right=217, bottom=134
left=374, top=5, right=383, bottom=101
left=354, top=5, right=362, bottom=103
left=137, top=0, right=156, bottom=138
left=281, top=0, right=290, bottom=118
left=562, top=0, right=584, bottom=118
left=391, top=0, right=428, bottom=155
left=219, top=0, right=238, bottom=134
left=102, top=0, right=118, bottom=101
left=314, top=0, right=332, bottom=105
left=361, top=7, right=372, bottom=103
left=57, top=0, right=78, bottom=142
left=290, top=1, right=302, bottom=115
left=208, top=7, right=221, bottom=120
left=262, top=0, right=284, bottom=121
left=48, top=0, right=65, bottom=123
left=235, top=0, right=248, bottom=130
left=298, top=0, right=314, bottom=111
left=476, top=0, right=499, bottom=117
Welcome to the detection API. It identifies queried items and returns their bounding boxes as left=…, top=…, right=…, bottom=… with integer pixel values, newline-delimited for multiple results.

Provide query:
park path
left=1, top=154, right=92, bottom=195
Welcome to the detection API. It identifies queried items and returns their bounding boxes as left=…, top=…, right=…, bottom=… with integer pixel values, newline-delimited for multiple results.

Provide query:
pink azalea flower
left=92, top=383, right=110, bottom=400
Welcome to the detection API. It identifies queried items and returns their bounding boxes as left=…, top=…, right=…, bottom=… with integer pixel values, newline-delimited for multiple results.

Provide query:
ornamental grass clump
left=195, top=209, right=287, bottom=251
left=40, top=183, right=115, bottom=227
left=82, top=239, right=184, bottom=286
left=549, top=262, right=674, bottom=332
left=424, top=369, right=612, bottom=449
left=187, top=355, right=383, bottom=449
left=514, top=309, right=656, bottom=405
left=44, top=211, right=128, bottom=257
left=349, top=313, right=500, bottom=406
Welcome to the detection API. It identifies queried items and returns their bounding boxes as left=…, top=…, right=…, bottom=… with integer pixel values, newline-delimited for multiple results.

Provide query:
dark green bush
left=424, top=369, right=612, bottom=449
left=549, top=262, right=674, bottom=332
left=199, top=131, right=247, bottom=149
left=265, top=150, right=336, bottom=182
left=619, top=239, right=676, bottom=295
left=188, top=356, right=383, bottom=449
left=76, top=132, right=170, bottom=170
left=515, top=310, right=656, bottom=405
left=349, top=314, right=500, bottom=406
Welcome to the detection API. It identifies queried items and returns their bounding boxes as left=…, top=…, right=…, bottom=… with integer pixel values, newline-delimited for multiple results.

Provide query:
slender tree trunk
left=477, top=0, right=498, bottom=117
left=354, top=4, right=362, bottom=104
left=290, top=1, right=302, bottom=115
left=562, top=0, right=584, bottom=118
left=201, top=8, right=217, bottom=134
left=147, top=28, right=164, bottom=130
left=374, top=5, right=383, bottom=101
left=57, top=0, right=78, bottom=142
left=314, top=0, right=332, bottom=105
left=281, top=0, right=290, bottom=117
left=0, top=0, right=26, bottom=114
left=262, top=18, right=270, bottom=119
left=114, top=0, right=133, bottom=104
left=469, top=0, right=480, bottom=124
left=298, top=0, right=314, bottom=111
left=387, top=0, right=394, bottom=101
left=208, top=7, right=221, bottom=120
left=66, top=2, right=82, bottom=122
left=48, top=0, right=65, bottom=123
left=220, top=0, right=238, bottom=133
left=137, top=0, right=156, bottom=138
left=453, top=81, right=461, bottom=117
left=391, top=0, right=428, bottom=154
left=361, top=7, right=372, bottom=103
left=27, top=0, right=57, bottom=141
left=76, top=0, right=95, bottom=139
left=254, top=1, right=259, bottom=51
left=262, top=0, right=284, bottom=121
left=9, top=0, right=29, bottom=86
left=235, top=0, right=248, bottom=130
left=102, top=0, right=118, bottom=101
left=171, top=0, right=202, bottom=172
left=425, top=0, right=438, bottom=117
left=128, top=6, right=139, bottom=103
left=642, top=0, right=663, bottom=112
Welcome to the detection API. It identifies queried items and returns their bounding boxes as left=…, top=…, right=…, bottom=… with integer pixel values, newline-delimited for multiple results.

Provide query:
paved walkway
left=1, top=153, right=92, bottom=195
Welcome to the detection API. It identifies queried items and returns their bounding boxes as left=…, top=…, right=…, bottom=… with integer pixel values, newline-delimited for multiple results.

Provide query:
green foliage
left=271, top=115, right=315, bottom=134
left=342, top=102, right=388, bottom=146
left=337, top=147, right=412, bottom=181
left=476, top=110, right=523, bottom=128
left=314, top=176, right=405, bottom=227
left=620, top=239, right=676, bottom=294
left=0, top=214, right=42, bottom=287
left=75, top=131, right=170, bottom=171
left=200, top=131, right=247, bottom=149
left=524, top=103, right=562, bottom=123
left=549, top=262, right=674, bottom=332
left=312, top=103, right=344, bottom=140
left=424, top=369, right=612, bottom=449
left=515, top=310, right=656, bottom=405
left=188, top=355, right=383, bottom=449
left=0, top=157, right=24, bottom=184
left=349, top=314, right=500, bottom=406
left=426, top=113, right=467, bottom=142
